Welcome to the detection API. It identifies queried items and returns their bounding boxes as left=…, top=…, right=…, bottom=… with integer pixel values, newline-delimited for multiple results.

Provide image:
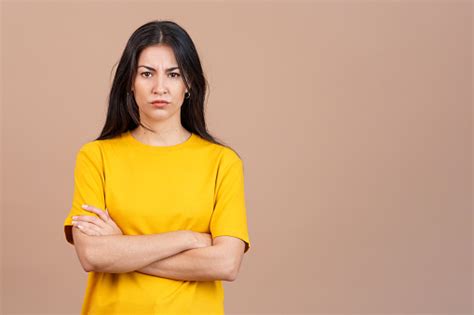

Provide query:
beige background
left=1, top=1, right=472, bottom=314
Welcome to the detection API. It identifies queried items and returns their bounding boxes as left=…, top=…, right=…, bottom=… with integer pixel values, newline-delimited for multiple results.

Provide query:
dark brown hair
left=96, top=20, right=233, bottom=151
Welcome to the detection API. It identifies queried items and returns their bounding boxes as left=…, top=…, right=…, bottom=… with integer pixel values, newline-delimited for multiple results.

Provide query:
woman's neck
left=130, top=126, right=191, bottom=147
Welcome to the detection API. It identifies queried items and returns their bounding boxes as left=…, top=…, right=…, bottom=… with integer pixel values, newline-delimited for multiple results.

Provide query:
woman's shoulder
left=193, top=134, right=242, bottom=167
left=212, top=143, right=243, bottom=170
left=76, top=132, right=127, bottom=152
left=74, top=135, right=120, bottom=161
left=219, top=145, right=241, bottom=162
left=72, top=140, right=106, bottom=166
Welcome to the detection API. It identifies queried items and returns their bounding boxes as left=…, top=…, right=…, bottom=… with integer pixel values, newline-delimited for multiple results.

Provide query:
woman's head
left=96, top=20, right=227, bottom=147
left=131, top=43, right=188, bottom=130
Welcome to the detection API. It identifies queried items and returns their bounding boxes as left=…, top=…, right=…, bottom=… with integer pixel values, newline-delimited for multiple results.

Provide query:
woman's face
left=131, top=44, right=188, bottom=125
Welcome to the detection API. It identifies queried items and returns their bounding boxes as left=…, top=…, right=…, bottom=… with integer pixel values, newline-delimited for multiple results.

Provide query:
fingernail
left=72, top=216, right=78, bottom=220
left=82, top=204, right=88, bottom=209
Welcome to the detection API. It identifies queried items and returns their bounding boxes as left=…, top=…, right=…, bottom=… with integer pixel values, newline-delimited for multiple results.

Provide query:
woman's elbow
left=71, top=226, right=97, bottom=272
left=223, top=257, right=242, bottom=282
left=80, top=252, right=96, bottom=272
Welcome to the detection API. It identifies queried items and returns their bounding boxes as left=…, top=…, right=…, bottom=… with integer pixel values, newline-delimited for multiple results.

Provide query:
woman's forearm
left=135, top=244, right=233, bottom=281
left=87, top=230, right=197, bottom=273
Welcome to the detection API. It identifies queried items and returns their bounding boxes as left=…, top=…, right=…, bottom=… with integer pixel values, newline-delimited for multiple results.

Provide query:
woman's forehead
left=138, top=44, right=177, bottom=65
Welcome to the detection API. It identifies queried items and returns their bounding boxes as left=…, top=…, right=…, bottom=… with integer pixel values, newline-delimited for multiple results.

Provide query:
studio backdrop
left=1, top=1, right=471, bottom=314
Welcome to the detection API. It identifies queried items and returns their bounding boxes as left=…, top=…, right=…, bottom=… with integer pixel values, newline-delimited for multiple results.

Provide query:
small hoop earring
left=185, top=92, right=190, bottom=99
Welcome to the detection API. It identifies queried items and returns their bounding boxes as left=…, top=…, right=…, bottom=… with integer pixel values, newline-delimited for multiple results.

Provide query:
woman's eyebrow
left=138, top=65, right=180, bottom=72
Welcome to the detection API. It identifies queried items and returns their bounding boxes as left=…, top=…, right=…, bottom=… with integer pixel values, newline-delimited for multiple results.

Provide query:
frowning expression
left=132, top=44, right=188, bottom=123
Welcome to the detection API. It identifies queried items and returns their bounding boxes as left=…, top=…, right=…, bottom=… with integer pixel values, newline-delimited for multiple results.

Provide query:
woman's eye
left=140, top=72, right=180, bottom=78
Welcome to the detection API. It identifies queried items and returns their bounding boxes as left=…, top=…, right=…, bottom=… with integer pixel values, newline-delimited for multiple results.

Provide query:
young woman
left=63, top=20, right=251, bottom=314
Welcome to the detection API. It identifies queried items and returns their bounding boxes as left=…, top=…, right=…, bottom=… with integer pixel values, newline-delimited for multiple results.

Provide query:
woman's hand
left=71, top=204, right=123, bottom=236
left=191, top=232, right=213, bottom=248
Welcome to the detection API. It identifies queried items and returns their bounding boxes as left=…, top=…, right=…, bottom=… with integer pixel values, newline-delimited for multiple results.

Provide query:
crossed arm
left=135, top=235, right=246, bottom=282
left=69, top=225, right=246, bottom=282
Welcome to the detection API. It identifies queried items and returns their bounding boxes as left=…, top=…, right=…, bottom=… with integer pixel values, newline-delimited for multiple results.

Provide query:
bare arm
left=135, top=236, right=246, bottom=282
left=71, top=226, right=198, bottom=273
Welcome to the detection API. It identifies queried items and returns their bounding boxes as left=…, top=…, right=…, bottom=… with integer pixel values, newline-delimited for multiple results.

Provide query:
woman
left=63, top=20, right=251, bottom=314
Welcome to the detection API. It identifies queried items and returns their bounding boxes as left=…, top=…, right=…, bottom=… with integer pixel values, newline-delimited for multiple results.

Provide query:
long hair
left=96, top=20, right=232, bottom=151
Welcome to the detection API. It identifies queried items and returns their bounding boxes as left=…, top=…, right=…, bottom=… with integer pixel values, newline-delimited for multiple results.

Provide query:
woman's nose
left=152, top=73, right=167, bottom=94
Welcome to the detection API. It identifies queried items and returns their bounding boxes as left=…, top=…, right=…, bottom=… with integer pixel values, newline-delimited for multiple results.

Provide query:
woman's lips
left=151, top=101, right=169, bottom=108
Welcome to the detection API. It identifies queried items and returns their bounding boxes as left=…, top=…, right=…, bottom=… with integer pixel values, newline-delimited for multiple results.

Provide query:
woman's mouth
left=151, top=101, right=169, bottom=108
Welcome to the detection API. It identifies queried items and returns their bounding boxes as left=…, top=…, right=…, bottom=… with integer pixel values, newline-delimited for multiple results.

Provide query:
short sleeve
left=63, top=141, right=106, bottom=245
left=210, top=151, right=251, bottom=254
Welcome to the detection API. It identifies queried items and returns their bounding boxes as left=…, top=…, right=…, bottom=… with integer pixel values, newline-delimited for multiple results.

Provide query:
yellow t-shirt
left=63, top=130, right=251, bottom=314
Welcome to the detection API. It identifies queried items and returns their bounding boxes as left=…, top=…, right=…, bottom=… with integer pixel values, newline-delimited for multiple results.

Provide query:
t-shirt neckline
left=124, top=130, right=197, bottom=151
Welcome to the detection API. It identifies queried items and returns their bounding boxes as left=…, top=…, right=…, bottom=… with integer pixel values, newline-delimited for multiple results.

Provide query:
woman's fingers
left=74, top=222, right=100, bottom=236
left=73, top=215, right=105, bottom=228
left=81, top=204, right=109, bottom=222
left=72, top=205, right=123, bottom=236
